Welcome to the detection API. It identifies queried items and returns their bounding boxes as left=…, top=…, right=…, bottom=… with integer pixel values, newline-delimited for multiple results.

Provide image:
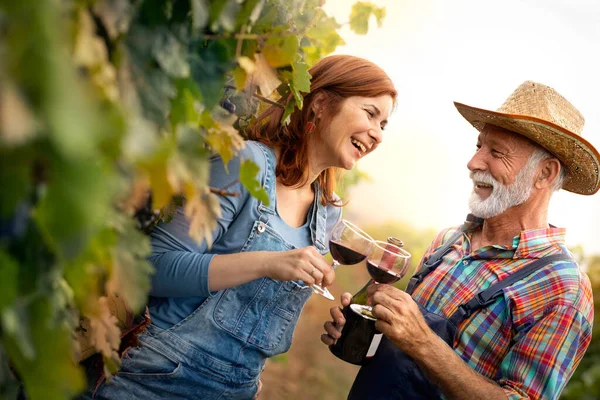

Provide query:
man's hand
left=369, top=284, right=436, bottom=357
left=320, top=292, right=352, bottom=345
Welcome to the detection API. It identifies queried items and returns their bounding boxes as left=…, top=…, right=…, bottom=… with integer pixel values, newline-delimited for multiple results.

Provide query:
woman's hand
left=320, top=292, right=352, bottom=345
left=263, top=246, right=334, bottom=287
left=209, top=247, right=333, bottom=292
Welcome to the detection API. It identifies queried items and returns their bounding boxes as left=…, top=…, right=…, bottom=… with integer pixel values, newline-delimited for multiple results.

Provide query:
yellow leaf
left=233, top=66, right=248, bottom=91
left=206, top=122, right=245, bottom=170
left=184, top=189, right=222, bottom=246
left=119, top=173, right=151, bottom=215
left=139, top=148, right=175, bottom=210
left=73, top=9, right=119, bottom=102
left=247, top=54, right=281, bottom=97
left=75, top=297, right=121, bottom=366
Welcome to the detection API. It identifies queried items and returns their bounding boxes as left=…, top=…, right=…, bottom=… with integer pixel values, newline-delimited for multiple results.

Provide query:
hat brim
left=454, top=102, right=600, bottom=195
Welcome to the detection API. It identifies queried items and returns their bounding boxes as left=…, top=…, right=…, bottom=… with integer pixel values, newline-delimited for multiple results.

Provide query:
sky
left=323, top=0, right=600, bottom=255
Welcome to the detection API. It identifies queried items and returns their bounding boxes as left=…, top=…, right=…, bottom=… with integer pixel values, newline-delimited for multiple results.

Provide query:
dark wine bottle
left=328, top=237, right=403, bottom=365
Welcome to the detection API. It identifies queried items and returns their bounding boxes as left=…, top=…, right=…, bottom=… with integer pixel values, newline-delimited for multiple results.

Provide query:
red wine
left=329, top=240, right=367, bottom=265
left=366, top=260, right=401, bottom=284
left=329, top=305, right=381, bottom=365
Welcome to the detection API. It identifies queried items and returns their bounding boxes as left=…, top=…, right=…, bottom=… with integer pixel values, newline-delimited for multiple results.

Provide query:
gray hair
left=528, top=147, right=568, bottom=192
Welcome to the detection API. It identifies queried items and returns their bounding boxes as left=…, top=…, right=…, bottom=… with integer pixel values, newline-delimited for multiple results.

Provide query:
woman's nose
left=369, top=126, right=383, bottom=144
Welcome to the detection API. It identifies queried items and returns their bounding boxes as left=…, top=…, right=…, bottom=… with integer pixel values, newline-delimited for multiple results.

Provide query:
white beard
left=468, top=159, right=539, bottom=219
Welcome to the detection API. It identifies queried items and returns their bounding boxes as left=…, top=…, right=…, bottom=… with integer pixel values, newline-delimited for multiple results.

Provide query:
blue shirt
left=148, top=141, right=342, bottom=328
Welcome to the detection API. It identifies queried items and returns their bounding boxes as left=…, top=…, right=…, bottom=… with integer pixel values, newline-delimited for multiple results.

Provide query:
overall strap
left=406, top=230, right=464, bottom=295
left=251, top=141, right=278, bottom=222
left=449, top=253, right=573, bottom=326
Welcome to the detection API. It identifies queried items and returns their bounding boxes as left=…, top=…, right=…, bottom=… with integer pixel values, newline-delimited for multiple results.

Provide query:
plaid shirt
left=411, top=217, right=593, bottom=400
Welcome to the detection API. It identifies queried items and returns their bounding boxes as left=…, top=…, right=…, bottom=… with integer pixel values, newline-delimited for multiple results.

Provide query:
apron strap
left=449, top=253, right=573, bottom=326
left=406, top=230, right=464, bottom=295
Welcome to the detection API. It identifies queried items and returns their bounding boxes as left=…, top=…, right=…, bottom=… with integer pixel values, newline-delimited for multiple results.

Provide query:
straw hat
left=454, top=81, right=600, bottom=195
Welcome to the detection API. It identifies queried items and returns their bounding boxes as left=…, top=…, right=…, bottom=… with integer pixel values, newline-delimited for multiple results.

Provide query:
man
left=322, top=81, right=599, bottom=399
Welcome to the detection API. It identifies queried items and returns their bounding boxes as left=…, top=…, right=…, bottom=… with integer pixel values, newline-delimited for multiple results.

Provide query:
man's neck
left=472, top=201, right=550, bottom=250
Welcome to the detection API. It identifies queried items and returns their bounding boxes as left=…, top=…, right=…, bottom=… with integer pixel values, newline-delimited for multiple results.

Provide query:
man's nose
left=467, top=150, right=487, bottom=172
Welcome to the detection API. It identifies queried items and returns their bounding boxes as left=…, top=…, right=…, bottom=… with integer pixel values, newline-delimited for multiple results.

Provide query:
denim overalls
left=348, top=230, right=571, bottom=400
left=92, top=143, right=332, bottom=399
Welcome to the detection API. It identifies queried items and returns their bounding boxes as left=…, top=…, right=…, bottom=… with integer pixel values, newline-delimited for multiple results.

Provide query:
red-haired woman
left=92, top=55, right=397, bottom=399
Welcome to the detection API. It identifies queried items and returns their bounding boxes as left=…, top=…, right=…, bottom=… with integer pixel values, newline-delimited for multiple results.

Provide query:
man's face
left=466, top=126, right=539, bottom=219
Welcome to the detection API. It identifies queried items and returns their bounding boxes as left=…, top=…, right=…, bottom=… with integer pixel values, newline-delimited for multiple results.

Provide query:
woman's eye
left=365, top=109, right=374, bottom=117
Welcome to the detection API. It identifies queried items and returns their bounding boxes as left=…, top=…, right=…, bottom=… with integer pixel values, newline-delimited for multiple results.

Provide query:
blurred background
left=260, top=1, right=600, bottom=399
left=2, top=0, right=599, bottom=399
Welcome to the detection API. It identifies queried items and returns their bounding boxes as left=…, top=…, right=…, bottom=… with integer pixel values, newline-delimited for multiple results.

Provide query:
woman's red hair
left=247, top=55, right=397, bottom=206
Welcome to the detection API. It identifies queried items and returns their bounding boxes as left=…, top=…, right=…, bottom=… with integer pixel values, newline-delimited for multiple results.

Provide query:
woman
left=92, top=55, right=397, bottom=399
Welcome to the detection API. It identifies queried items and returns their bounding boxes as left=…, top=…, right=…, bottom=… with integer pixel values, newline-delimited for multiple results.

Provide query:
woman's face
left=314, top=95, right=393, bottom=170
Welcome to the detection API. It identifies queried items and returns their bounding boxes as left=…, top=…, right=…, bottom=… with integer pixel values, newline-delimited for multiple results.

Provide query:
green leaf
left=3, top=299, right=85, bottom=399
left=262, top=36, right=298, bottom=68
left=0, top=147, right=33, bottom=218
left=107, top=216, right=153, bottom=313
left=209, top=0, right=241, bottom=32
left=152, top=28, right=190, bottom=78
left=170, top=78, right=203, bottom=131
left=235, top=0, right=263, bottom=30
left=0, top=250, right=19, bottom=312
left=125, top=25, right=178, bottom=125
left=239, top=159, right=269, bottom=205
left=190, top=0, right=209, bottom=30
left=292, top=59, right=311, bottom=94
left=303, top=11, right=345, bottom=65
left=35, top=152, right=116, bottom=261
left=191, top=39, right=236, bottom=109
left=349, top=2, right=387, bottom=35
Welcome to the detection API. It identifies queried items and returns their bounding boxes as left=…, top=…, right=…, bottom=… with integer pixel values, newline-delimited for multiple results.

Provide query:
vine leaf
left=349, top=2, right=386, bottom=34
left=88, top=297, right=122, bottom=376
left=243, top=53, right=281, bottom=97
left=239, top=159, right=269, bottom=205
left=184, top=189, right=222, bottom=246
left=105, top=215, right=153, bottom=313
left=262, top=36, right=298, bottom=68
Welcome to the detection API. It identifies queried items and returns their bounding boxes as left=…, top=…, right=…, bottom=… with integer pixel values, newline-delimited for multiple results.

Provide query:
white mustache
left=469, top=171, right=498, bottom=188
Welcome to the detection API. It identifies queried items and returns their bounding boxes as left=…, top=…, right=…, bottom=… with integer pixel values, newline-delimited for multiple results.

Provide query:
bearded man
left=322, top=81, right=599, bottom=400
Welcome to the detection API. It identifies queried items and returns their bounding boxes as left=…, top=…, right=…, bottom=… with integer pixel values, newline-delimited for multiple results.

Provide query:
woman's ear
left=311, top=92, right=326, bottom=118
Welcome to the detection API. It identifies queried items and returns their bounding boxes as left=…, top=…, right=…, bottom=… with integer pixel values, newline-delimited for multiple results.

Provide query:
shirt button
left=257, top=222, right=266, bottom=234
left=462, top=260, right=469, bottom=266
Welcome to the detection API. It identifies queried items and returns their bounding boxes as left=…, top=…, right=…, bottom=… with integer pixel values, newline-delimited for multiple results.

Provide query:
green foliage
left=0, top=0, right=386, bottom=398
left=349, top=2, right=386, bottom=35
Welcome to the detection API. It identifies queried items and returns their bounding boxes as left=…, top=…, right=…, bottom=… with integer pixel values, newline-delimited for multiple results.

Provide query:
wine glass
left=312, top=219, right=373, bottom=300
left=350, top=240, right=411, bottom=320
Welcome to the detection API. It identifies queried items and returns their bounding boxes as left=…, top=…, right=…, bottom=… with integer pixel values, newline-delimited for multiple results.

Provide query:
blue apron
left=348, top=230, right=571, bottom=400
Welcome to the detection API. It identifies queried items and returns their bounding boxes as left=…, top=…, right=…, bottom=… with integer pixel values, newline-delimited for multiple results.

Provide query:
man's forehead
left=477, top=125, right=536, bottom=150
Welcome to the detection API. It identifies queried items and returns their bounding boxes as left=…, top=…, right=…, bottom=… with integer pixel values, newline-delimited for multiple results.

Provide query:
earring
left=306, top=121, right=316, bottom=134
